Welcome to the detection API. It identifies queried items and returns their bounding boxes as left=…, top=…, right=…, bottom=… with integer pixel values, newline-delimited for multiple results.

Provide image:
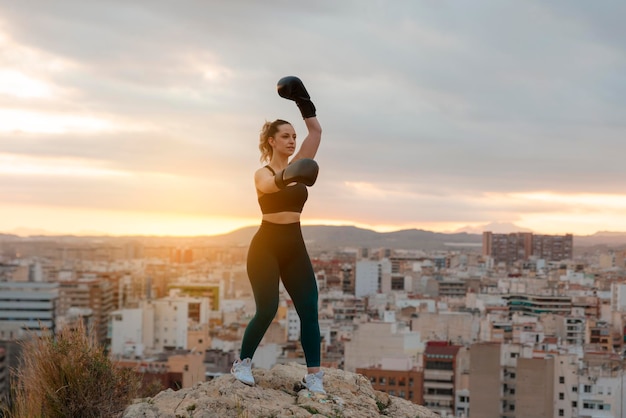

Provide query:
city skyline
left=2, top=1, right=626, bottom=237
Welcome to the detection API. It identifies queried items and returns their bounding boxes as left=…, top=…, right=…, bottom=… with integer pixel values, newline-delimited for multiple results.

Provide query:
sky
left=1, top=0, right=625, bottom=237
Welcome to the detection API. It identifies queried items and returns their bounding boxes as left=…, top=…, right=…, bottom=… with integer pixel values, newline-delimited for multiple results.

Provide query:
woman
left=231, top=76, right=325, bottom=394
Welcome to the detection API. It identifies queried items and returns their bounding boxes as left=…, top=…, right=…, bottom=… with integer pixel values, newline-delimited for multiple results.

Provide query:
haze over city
left=1, top=1, right=625, bottom=237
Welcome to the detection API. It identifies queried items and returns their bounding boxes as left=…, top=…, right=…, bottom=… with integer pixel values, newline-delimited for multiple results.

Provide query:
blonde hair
left=259, top=119, right=291, bottom=163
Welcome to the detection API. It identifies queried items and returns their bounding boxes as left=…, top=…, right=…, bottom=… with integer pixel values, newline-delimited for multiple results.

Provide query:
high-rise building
left=483, top=232, right=532, bottom=265
left=57, top=278, right=114, bottom=346
left=422, top=341, right=467, bottom=417
left=482, top=232, right=573, bottom=265
left=532, top=234, right=573, bottom=263
left=0, top=281, right=59, bottom=338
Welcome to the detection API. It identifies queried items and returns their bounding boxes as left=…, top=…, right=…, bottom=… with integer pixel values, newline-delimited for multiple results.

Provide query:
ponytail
left=259, top=119, right=291, bottom=163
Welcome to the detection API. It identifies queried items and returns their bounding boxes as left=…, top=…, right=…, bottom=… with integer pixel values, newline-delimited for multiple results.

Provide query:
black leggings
left=240, top=221, right=321, bottom=367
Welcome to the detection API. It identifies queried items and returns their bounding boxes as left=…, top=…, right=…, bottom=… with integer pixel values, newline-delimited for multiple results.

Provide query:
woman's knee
left=255, top=303, right=279, bottom=324
left=296, top=305, right=319, bottom=325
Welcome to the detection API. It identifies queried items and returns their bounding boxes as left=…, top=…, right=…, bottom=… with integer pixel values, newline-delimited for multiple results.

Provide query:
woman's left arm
left=292, top=116, right=322, bottom=162
left=277, top=76, right=322, bottom=162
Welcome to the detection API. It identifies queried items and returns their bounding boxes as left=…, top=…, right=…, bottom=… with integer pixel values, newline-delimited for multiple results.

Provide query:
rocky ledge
left=123, top=362, right=440, bottom=418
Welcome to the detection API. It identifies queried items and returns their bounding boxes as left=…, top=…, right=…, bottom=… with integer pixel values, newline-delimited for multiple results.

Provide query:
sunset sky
left=1, top=1, right=625, bottom=237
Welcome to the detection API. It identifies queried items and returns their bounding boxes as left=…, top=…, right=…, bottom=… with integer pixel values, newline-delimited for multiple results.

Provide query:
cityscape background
left=2, top=228, right=626, bottom=416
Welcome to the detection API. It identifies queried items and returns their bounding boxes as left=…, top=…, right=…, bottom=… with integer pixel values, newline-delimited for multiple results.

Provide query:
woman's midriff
left=262, top=211, right=301, bottom=224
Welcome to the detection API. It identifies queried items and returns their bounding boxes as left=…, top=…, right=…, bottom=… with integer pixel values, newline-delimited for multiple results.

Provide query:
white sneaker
left=231, top=358, right=255, bottom=386
left=303, top=370, right=326, bottom=394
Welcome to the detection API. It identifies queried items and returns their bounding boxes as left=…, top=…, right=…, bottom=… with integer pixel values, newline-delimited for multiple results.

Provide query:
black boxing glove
left=274, top=158, right=319, bottom=189
left=277, top=76, right=316, bottom=119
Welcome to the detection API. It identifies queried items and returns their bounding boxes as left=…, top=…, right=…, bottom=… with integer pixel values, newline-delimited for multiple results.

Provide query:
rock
left=123, top=362, right=440, bottom=418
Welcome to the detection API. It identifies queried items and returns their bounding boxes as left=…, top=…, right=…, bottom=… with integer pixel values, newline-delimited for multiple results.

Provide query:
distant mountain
left=3, top=225, right=626, bottom=250
left=574, top=231, right=626, bottom=247
left=203, top=225, right=483, bottom=251
left=453, top=222, right=533, bottom=234
left=204, top=225, right=626, bottom=251
left=8, top=227, right=57, bottom=236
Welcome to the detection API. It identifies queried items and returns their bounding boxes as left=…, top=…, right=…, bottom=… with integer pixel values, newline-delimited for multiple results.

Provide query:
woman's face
left=270, top=124, right=296, bottom=156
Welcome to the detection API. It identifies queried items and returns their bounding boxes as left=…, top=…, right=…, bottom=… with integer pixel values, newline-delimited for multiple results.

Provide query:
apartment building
left=553, top=354, right=580, bottom=418
left=57, top=277, right=114, bottom=346
left=168, top=282, right=220, bottom=311
left=0, top=281, right=59, bottom=338
left=410, top=311, right=479, bottom=344
left=343, top=321, right=422, bottom=372
left=469, top=342, right=532, bottom=418
left=503, top=293, right=571, bottom=317
left=483, top=232, right=573, bottom=265
left=586, top=319, right=620, bottom=353
left=356, top=358, right=424, bottom=405
left=561, top=316, right=586, bottom=346
left=610, top=282, right=626, bottom=312
left=577, top=351, right=626, bottom=418
left=467, top=341, right=626, bottom=418
left=515, top=357, right=555, bottom=417
left=148, top=296, right=210, bottom=352
left=110, top=296, right=211, bottom=356
left=438, top=280, right=467, bottom=298
left=532, top=234, right=573, bottom=263
left=355, top=259, right=390, bottom=297
left=483, top=232, right=533, bottom=265
left=422, top=341, right=467, bottom=417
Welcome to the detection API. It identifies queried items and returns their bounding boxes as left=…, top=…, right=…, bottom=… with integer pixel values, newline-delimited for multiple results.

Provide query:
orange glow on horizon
left=4, top=190, right=626, bottom=237
left=0, top=204, right=259, bottom=237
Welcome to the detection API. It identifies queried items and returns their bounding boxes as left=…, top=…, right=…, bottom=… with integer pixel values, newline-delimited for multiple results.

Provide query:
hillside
left=202, top=226, right=626, bottom=251
left=3, top=226, right=626, bottom=251
left=123, top=363, right=439, bottom=418
left=203, top=225, right=483, bottom=251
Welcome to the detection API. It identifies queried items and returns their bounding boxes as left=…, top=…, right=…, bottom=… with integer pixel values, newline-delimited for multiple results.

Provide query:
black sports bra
left=258, top=166, right=308, bottom=214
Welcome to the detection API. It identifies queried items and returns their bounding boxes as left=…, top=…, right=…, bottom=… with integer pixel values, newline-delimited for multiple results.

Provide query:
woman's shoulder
left=255, top=165, right=274, bottom=176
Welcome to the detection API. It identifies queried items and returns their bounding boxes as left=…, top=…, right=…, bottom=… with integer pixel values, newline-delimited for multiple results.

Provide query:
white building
left=150, top=296, right=210, bottom=352
left=552, top=354, right=580, bottom=418
left=610, top=282, right=626, bottom=312
left=355, top=260, right=379, bottom=297
left=0, top=281, right=59, bottom=338
left=578, top=374, right=626, bottom=418
left=286, top=305, right=300, bottom=342
left=110, top=308, right=146, bottom=357
left=343, top=321, right=423, bottom=372
left=455, top=388, right=469, bottom=418
left=355, top=259, right=391, bottom=297
left=110, top=296, right=210, bottom=356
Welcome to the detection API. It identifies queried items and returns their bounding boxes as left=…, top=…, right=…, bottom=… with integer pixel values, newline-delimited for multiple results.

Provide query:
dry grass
left=7, top=322, right=140, bottom=418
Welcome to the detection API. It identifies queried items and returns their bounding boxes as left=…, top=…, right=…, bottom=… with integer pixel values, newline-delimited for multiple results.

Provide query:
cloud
left=0, top=0, right=625, bottom=235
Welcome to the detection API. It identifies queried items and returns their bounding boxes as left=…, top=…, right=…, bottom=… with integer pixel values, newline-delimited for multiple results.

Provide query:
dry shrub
left=8, top=322, right=140, bottom=418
